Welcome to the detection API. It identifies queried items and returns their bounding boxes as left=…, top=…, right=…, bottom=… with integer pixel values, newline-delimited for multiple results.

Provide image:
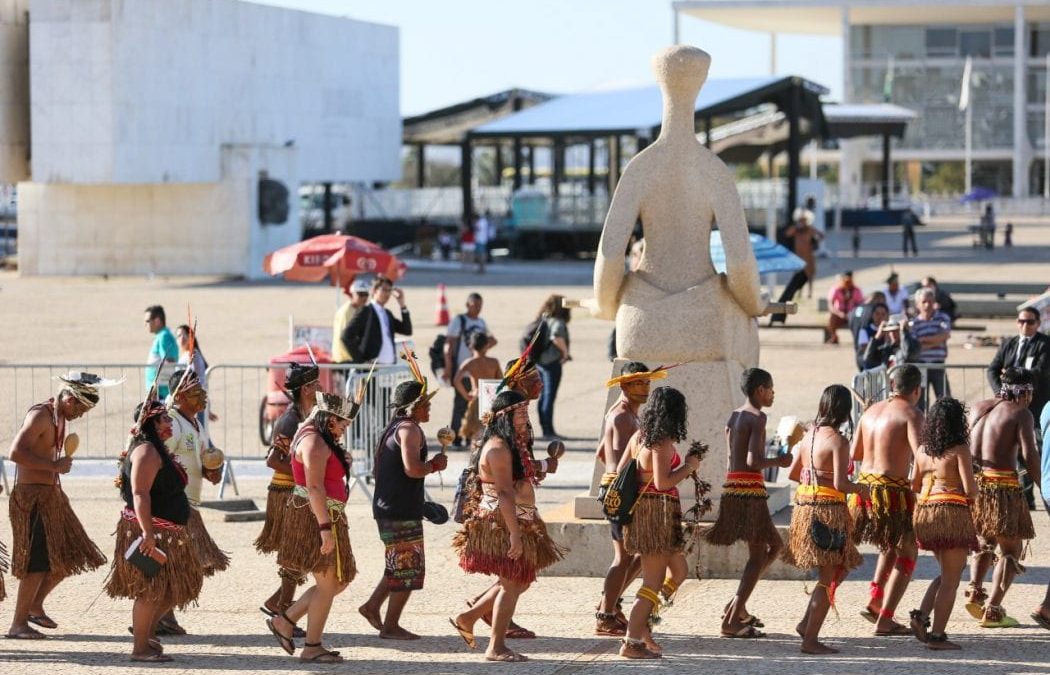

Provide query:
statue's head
left=652, top=46, right=711, bottom=100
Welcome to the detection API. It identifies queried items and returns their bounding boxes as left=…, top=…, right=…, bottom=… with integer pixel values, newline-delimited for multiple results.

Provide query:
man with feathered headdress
left=5, top=372, right=117, bottom=639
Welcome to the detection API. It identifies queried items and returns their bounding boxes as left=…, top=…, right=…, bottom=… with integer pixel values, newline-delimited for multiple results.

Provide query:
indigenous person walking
left=458, top=350, right=558, bottom=641
left=159, top=369, right=229, bottom=635
left=910, top=397, right=978, bottom=650
left=705, top=368, right=792, bottom=639
left=594, top=362, right=659, bottom=637
left=452, top=332, right=503, bottom=448
left=451, top=390, right=565, bottom=663
left=256, top=363, right=321, bottom=632
left=783, top=385, right=865, bottom=655
left=618, top=386, right=701, bottom=660
left=359, top=376, right=447, bottom=640
left=965, top=367, right=1040, bottom=628
left=105, top=401, right=204, bottom=663
left=268, top=392, right=359, bottom=663
left=6, top=373, right=109, bottom=640
left=850, top=365, right=924, bottom=636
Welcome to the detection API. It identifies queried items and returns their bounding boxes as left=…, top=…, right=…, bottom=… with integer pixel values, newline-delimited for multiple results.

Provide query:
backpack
left=428, top=315, right=468, bottom=378
left=520, top=317, right=552, bottom=359
left=601, top=442, right=653, bottom=525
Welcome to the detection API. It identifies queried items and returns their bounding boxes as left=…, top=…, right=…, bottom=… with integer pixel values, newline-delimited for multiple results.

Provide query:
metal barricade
left=851, top=363, right=994, bottom=417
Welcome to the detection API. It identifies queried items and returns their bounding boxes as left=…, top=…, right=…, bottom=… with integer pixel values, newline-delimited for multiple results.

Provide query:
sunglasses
left=1017, top=319, right=1037, bottom=325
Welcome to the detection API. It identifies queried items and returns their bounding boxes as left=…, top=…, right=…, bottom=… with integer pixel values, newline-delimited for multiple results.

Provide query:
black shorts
left=610, top=522, right=624, bottom=542
left=27, top=507, right=50, bottom=573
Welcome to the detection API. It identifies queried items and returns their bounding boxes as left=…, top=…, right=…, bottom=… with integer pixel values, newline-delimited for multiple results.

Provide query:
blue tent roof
left=470, top=76, right=828, bottom=139
left=710, top=232, right=805, bottom=275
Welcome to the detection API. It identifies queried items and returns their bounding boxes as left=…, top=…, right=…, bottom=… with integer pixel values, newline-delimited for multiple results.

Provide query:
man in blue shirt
left=144, top=305, right=178, bottom=399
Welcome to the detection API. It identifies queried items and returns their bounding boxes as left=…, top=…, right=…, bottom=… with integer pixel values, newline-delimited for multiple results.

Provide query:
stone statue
left=594, top=45, right=765, bottom=365
left=583, top=46, right=774, bottom=514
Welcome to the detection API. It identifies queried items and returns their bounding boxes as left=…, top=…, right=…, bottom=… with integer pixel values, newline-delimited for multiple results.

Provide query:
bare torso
left=970, top=398, right=1034, bottom=470
left=725, top=408, right=766, bottom=473
left=791, top=427, right=845, bottom=490
left=596, top=398, right=640, bottom=473
left=854, top=397, right=922, bottom=479
left=13, top=406, right=64, bottom=486
left=914, top=446, right=970, bottom=496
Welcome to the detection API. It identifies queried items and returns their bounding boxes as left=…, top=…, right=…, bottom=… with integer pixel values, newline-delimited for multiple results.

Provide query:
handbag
left=602, top=439, right=653, bottom=525
left=805, top=430, right=846, bottom=552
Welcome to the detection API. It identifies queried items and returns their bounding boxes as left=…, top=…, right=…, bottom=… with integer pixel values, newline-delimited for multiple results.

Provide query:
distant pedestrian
left=981, top=204, right=996, bottom=250
left=908, top=288, right=952, bottom=409
left=770, top=209, right=822, bottom=325
left=453, top=332, right=504, bottom=447
left=460, top=223, right=475, bottom=268
left=332, top=279, right=371, bottom=363
left=443, top=292, right=496, bottom=447
left=825, top=272, right=863, bottom=345
left=474, top=213, right=491, bottom=274
left=902, top=211, right=920, bottom=257
left=144, top=305, right=178, bottom=399
left=1004, top=222, right=1013, bottom=247
left=852, top=223, right=862, bottom=258
left=881, top=272, right=909, bottom=316
left=534, top=294, right=571, bottom=439
left=341, top=276, right=412, bottom=365
left=176, top=324, right=218, bottom=430
left=920, top=277, right=957, bottom=325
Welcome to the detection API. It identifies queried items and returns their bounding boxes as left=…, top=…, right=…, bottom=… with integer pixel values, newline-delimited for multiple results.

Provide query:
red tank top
left=290, top=424, right=349, bottom=502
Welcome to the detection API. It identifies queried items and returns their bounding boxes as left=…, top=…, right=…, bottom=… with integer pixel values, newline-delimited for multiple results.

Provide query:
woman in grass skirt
left=105, top=401, right=203, bottom=663
left=909, top=397, right=978, bottom=650
left=783, top=385, right=864, bottom=656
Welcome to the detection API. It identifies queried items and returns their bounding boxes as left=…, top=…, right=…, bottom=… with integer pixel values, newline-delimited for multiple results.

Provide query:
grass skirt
left=914, top=499, right=978, bottom=552
left=848, top=474, right=914, bottom=549
left=453, top=508, right=566, bottom=584
left=186, top=508, right=230, bottom=577
left=276, top=494, right=356, bottom=584
left=705, top=493, right=781, bottom=548
left=973, top=474, right=1035, bottom=540
left=104, top=517, right=203, bottom=610
left=254, top=483, right=294, bottom=554
left=9, top=483, right=107, bottom=580
left=783, top=497, right=862, bottom=571
left=0, top=538, right=8, bottom=602
left=624, top=493, right=684, bottom=556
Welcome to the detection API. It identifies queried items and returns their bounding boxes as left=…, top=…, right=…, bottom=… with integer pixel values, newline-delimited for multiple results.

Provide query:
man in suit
left=341, top=276, right=412, bottom=364
left=987, top=305, right=1049, bottom=509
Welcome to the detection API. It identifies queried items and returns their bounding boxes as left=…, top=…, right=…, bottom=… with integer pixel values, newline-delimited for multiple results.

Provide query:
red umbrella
left=263, top=234, right=407, bottom=285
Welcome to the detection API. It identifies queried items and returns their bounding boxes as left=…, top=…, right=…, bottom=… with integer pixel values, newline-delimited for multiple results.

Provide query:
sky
left=257, top=0, right=843, bottom=116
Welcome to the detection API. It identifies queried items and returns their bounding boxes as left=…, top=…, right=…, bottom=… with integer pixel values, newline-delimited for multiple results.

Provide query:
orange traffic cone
left=435, top=283, right=450, bottom=326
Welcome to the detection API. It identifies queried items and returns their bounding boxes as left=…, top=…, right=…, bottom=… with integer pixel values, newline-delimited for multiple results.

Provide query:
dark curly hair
left=474, top=390, right=528, bottom=481
left=922, top=397, right=969, bottom=458
left=814, top=384, right=853, bottom=436
left=639, top=386, right=688, bottom=447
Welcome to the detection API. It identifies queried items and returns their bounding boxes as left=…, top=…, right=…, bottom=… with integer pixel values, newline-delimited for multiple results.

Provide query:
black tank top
left=372, top=417, right=427, bottom=521
left=120, top=442, right=191, bottom=525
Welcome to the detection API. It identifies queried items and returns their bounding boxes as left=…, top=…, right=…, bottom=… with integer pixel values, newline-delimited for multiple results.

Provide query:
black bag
left=602, top=443, right=653, bottom=525
left=520, top=317, right=552, bottom=360
left=429, top=315, right=468, bottom=378
left=452, top=467, right=474, bottom=524
left=810, top=518, right=846, bottom=552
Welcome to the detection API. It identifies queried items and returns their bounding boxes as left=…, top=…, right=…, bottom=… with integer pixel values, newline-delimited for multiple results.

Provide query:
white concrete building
left=674, top=0, right=1050, bottom=197
left=2, top=0, right=400, bottom=276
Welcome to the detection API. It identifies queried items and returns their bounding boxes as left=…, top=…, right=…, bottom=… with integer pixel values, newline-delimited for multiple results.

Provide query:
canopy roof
left=824, top=103, right=916, bottom=139
left=403, top=88, right=553, bottom=145
left=470, top=76, right=829, bottom=141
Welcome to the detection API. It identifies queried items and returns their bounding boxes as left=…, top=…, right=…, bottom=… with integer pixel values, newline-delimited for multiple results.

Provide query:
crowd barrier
left=0, top=362, right=412, bottom=497
left=850, top=363, right=994, bottom=418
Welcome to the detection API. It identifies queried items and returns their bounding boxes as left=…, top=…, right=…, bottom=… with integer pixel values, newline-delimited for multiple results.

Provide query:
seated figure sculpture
left=594, top=46, right=765, bottom=367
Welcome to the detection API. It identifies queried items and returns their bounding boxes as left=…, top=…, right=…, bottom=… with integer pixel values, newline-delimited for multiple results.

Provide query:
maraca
left=546, top=439, right=565, bottom=460
left=436, top=427, right=455, bottom=450
left=63, top=433, right=80, bottom=458
left=201, top=446, right=226, bottom=471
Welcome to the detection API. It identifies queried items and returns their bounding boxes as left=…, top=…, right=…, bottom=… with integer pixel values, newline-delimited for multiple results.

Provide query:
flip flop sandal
left=720, top=625, right=766, bottom=639
left=486, top=651, right=528, bottom=662
left=301, top=643, right=343, bottom=663
left=859, top=608, right=879, bottom=624
left=156, top=619, right=186, bottom=636
left=130, top=653, right=173, bottom=663
left=909, top=610, right=929, bottom=644
left=27, top=615, right=58, bottom=630
left=964, top=601, right=985, bottom=620
left=505, top=626, right=536, bottom=639
left=449, top=617, right=476, bottom=649
left=1031, top=611, right=1050, bottom=631
left=266, top=615, right=296, bottom=655
left=744, top=615, right=765, bottom=628
left=259, top=606, right=276, bottom=618
left=875, top=623, right=913, bottom=636
left=6, top=628, right=46, bottom=640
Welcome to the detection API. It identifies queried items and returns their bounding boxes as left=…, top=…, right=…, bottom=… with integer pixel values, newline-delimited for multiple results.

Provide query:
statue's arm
left=710, top=158, right=765, bottom=316
left=593, top=172, right=642, bottom=321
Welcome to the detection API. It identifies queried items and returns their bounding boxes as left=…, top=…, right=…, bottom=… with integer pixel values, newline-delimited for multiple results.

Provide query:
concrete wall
left=18, top=0, right=400, bottom=276
left=18, top=143, right=300, bottom=276
left=0, top=1, right=29, bottom=182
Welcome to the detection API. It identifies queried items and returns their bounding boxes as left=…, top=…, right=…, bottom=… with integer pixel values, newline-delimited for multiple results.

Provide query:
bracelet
left=539, top=459, right=548, bottom=472
left=318, top=522, right=332, bottom=531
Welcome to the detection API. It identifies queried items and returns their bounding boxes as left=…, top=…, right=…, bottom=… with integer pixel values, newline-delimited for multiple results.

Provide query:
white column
left=1013, top=5, right=1028, bottom=197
